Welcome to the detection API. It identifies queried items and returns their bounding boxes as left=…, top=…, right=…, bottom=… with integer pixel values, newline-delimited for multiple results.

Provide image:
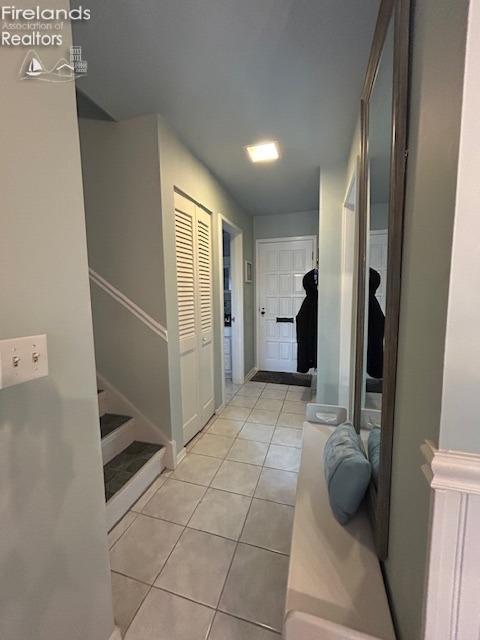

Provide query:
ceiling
left=74, top=0, right=379, bottom=215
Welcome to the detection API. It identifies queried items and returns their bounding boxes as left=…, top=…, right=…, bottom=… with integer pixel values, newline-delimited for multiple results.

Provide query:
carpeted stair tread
left=103, top=441, right=162, bottom=501
left=100, top=413, right=132, bottom=439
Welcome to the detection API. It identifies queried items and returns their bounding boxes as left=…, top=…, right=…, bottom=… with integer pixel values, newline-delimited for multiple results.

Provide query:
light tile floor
left=109, top=380, right=309, bottom=638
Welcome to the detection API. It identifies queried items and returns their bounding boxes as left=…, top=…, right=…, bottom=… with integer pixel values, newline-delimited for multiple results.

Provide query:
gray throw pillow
left=323, top=422, right=371, bottom=525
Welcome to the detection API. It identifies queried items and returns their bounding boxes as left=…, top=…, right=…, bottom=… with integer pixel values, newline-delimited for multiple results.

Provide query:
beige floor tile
left=228, top=395, right=258, bottom=409
left=155, top=528, right=235, bottom=607
left=241, top=499, right=294, bottom=555
left=236, top=386, right=262, bottom=398
left=110, top=514, right=183, bottom=584
left=266, top=383, right=289, bottom=390
left=265, top=445, right=301, bottom=472
left=208, top=418, right=244, bottom=437
left=170, top=454, right=222, bottom=486
left=272, top=426, right=304, bottom=448
left=211, top=460, right=261, bottom=496
left=142, top=479, right=206, bottom=525
left=243, top=381, right=266, bottom=390
left=254, top=468, right=298, bottom=506
left=219, top=543, right=288, bottom=632
left=208, top=612, right=280, bottom=639
left=238, top=423, right=275, bottom=443
left=188, top=488, right=251, bottom=540
left=225, top=383, right=242, bottom=394
left=124, top=587, right=214, bottom=640
left=108, top=511, right=137, bottom=548
left=276, top=412, right=304, bottom=429
left=221, top=405, right=252, bottom=421
left=248, top=409, right=280, bottom=426
left=286, top=388, right=311, bottom=401
left=282, top=400, right=306, bottom=415
left=254, top=398, right=284, bottom=412
left=111, top=571, right=149, bottom=635
left=227, top=439, right=268, bottom=466
left=130, top=475, right=168, bottom=513
left=260, top=387, right=287, bottom=400
left=190, top=434, right=234, bottom=458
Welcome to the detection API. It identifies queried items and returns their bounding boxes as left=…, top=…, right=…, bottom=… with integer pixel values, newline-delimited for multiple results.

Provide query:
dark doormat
left=251, top=370, right=312, bottom=387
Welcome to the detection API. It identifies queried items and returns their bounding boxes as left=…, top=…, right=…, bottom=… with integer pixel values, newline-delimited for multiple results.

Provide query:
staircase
left=98, top=388, right=165, bottom=530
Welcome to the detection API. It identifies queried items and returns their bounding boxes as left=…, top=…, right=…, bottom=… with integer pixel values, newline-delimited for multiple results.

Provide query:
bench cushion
left=285, top=423, right=395, bottom=640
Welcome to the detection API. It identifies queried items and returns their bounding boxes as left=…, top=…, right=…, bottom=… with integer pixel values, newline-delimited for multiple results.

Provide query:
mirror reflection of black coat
left=367, top=268, right=385, bottom=379
left=296, top=269, right=318, bottom=373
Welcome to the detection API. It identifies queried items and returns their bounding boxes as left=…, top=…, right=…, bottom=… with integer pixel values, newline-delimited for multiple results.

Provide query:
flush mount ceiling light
left=246, top=141, right=280, bottom=163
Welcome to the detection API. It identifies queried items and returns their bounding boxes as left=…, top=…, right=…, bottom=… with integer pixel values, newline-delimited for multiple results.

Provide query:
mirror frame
left=353, top=0, right=411, bottom=560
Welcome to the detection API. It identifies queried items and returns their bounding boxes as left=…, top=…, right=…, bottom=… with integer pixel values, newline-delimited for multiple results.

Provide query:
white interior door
left=257, top=237, right=315, bottom=372
left=174, top=193, right=214, bottom=445
left=196, top=206, right=215, bottom=425
left=369, top=230, right=388, bottom=312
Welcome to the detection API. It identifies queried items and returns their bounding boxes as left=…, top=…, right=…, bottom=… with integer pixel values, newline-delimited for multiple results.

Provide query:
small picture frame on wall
left=245, top=260, right=253, bottom=283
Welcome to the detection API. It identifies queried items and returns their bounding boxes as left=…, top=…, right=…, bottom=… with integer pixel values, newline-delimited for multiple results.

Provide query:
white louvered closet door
left=195, top=206, right=214, bottom=425
left=174, top=193, right=214, bottom=445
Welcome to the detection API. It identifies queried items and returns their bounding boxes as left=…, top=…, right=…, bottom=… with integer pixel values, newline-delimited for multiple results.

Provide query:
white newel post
left=421, top=441, right=480, bottom=640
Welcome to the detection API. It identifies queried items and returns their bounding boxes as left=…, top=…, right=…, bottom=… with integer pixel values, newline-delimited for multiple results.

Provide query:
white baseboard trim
left=422, top=440, right=480, bottom=639
left=244, top=366, right=258, bottom=382
left=109, top=626, right=122, bottom=640
left=97, top=372, right=176, bottom=469
left=176, top=447, right=187, bottom=466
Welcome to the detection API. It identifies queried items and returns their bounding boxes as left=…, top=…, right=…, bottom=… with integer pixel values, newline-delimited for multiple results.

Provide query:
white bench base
left=285, top=424, right=395, bottom=640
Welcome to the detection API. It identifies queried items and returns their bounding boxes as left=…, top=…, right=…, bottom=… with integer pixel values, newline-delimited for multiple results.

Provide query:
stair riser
left=106, top=449, right=165, bottom=531
left=102, top=419, right=135, bottom=464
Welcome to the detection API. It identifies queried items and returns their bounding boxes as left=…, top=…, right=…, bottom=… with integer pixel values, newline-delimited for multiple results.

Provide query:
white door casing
left=338, top=165, right=358, bottom=415
left=174, top=192, right=214, bottom=444
left=256, top=236, right=316, bottom=373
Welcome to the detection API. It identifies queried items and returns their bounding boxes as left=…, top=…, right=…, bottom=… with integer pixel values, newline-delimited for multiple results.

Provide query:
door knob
left=260, top=307, right=265, bottom=316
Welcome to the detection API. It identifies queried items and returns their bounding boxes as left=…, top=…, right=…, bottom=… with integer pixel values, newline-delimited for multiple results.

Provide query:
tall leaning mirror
left=353, top=0, right=410, bottom=560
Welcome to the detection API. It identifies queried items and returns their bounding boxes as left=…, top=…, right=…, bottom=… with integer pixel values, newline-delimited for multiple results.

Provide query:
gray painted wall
left=253, top=210, right=318, bottom=240
left=79, top=116, right=172, bottom=440
left=316, top=167, right=345, bottom=405
left=384, top=1, right=468, bottom=638
left=0, top=8, right=114, bottom=640
left=157, top=116, right=254, bottom=449
left=371, top=202, right=388, bottom=230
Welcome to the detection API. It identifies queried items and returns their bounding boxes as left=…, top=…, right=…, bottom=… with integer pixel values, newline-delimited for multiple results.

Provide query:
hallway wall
left=79, top=116, right=172, bottom=441
left=316, top=167, right=345, bottom=405
left=0, top=4, right=114, bottom=639
left=384, top=1, right=469, bottom=638
left=157, top=116, right=254, bottom=449
left=253, top=210, right=318, bottom=240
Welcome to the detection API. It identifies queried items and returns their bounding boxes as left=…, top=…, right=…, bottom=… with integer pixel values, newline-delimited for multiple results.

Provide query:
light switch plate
left=0, top=335, right=48, bottom=389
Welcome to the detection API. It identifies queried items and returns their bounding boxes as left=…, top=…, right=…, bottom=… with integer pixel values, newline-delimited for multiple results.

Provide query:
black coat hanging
left=296, top=269, right=318, bottom=373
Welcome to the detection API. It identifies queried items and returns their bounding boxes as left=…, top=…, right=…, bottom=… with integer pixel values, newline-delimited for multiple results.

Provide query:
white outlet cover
left=0, top=335, right=48, bottom=389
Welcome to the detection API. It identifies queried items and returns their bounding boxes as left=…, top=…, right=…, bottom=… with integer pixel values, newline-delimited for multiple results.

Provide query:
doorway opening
left=220, top=218, right=245, bottom=403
